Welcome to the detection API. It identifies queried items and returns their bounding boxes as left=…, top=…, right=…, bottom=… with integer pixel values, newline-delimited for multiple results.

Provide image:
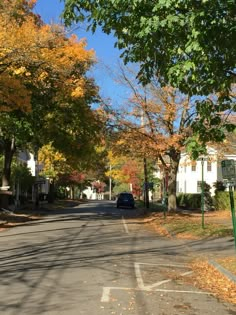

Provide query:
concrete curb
left=209, top=260, right=236, bottom=284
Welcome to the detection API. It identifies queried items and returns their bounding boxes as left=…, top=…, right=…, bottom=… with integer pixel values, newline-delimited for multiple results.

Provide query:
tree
left=39, top=144, right=92, bottom=200
left=63, top=0, right=235, bottom=96
left=105, top=145, right=158, bottom=200
left=11, top=161, right=34, bottom=204
left=105, top=150, right=126, bottom=183
left=58, top=170, right=86, bottom=199
left=106, top=66, right=200, bottom=211
left=105, top=150, right=143, bottom=197
left=38, top=143, right=69, bottom=179
left=91, top=180, right=106, bottom=193
left=120, top=160, right=143, bottom=197
left=0, top=154, right=34, bottom=205
left=0, top=1, right=102, bottom=207
left=63, top=0, right=235, bottom=146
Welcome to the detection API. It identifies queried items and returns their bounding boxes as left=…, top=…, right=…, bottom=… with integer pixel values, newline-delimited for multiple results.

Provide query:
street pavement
left=0, top=200, right=235, bottom=315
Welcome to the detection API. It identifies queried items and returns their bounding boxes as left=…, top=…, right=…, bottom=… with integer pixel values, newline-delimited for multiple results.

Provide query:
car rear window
left=119, top=193, right=134, bottom=200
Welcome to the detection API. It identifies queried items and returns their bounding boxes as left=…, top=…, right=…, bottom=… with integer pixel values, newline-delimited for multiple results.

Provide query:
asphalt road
left=0, top=200, right=235, bottom=315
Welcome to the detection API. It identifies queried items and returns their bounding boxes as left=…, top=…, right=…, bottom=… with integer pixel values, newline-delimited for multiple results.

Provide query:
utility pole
left=143, top=157, right=149, bottom=210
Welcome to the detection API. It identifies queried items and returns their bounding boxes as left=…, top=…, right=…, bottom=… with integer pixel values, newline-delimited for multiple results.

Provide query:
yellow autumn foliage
left=38, top=143, right=69, bottom=179
left=0, top=0, right=96, bottom=112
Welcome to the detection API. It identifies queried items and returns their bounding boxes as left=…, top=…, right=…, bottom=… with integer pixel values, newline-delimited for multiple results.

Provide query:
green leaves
left=63, top=0, right=235, bottom=97
left=185, top=136, right=207, bottom=160
left=62, top=0, right=236, bottom=161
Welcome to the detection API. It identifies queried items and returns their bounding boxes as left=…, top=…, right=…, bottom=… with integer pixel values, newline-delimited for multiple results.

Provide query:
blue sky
left=34, top=0, right=127, bottom=106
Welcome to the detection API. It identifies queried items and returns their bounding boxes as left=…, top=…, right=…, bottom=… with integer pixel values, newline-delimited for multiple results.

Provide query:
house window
left=207, top=161, right=212, bottom=172
left=197, top=181, right=206, bottom=193
left=191, top=161, right=196, bottom=171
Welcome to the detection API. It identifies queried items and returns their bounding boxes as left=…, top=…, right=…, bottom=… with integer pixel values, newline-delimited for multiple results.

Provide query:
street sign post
left=221, top=160, right=236, bottom=250
left=221, top=159, right=236, bottom=182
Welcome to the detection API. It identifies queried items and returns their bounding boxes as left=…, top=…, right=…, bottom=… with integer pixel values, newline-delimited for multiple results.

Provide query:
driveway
left=0, top=200, right=235, bottom=315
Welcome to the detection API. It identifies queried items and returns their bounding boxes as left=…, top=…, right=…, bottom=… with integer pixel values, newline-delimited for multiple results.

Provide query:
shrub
left=177, top=193, right=201, bottom=209
left=113, top=183, right=130, bottom=195
left=214, top=191, right=236, bottom=211
left=213, top=181, right=226, bottom=193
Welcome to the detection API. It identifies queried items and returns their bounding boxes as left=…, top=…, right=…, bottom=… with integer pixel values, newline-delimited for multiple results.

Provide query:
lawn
left=143, top=210, right=233, bottom=239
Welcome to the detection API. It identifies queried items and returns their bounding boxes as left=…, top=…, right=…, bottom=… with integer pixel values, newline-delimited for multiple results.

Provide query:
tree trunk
left=48, top=180, right=55, bottom=203
left=72, top=186, right=75, bottom=200
left=0, top=138, right=16, bottom=209
left=143, top=157, right=149, bottom=212
left=167, top=152, right=180, bottom=212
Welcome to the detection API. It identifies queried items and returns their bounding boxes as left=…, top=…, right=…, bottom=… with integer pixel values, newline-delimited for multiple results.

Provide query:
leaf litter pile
left=0, top=211, right=39, bottom=231
left=188, top=259, right=236, bottom=305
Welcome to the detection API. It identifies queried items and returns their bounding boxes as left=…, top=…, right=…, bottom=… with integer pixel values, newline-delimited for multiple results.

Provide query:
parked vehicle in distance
left=116, top=192, right=135, bottom=209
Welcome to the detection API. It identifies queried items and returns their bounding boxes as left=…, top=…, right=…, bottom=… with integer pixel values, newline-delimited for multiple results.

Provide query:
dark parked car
left=116, top=192, right=135, bottom=209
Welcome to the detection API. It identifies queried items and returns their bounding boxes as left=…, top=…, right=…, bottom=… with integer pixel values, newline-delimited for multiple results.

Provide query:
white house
left=177, top=148, right=236, bottom=195
left=18, top=151, right=36, bottom=175
left=153, top=146, right=236, bottom=198
left=16, top=151, right=50, bottom=203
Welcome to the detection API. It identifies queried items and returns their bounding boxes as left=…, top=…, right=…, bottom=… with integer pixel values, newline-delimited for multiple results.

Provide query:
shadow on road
left=0, top=200, right=234, bottom=315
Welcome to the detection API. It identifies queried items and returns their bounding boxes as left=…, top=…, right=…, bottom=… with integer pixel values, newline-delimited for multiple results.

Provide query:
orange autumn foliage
left=0, top=0, right=96, bottom=112
left=110, top=66, right=194, bottom=210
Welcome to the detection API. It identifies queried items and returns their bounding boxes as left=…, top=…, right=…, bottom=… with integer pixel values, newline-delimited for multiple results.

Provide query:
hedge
left=214, top=191, right=236, bottom=211
left=177, top=191, right=236, bottom=211
left=177, top=193, right=201, bottom=209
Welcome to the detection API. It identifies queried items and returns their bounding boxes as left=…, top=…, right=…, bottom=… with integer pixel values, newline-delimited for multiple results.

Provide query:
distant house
left=154, top=145, right=236, bottom=198
left=16, top=151, right=49, bottom=205
left=177, top=147, right=236, bottom=195
left=18, top=151, right=36, bottom=176
left=82, top=186, right=97, bottom=200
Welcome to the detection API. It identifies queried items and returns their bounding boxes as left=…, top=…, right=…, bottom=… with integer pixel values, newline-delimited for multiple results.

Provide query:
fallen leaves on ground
left=0, top=200, right=84, bottom=233
left=150, top=221, right=172, bottom=238
left=0, top=212, right=40, bottom=231
left=216, top=257, right=236, bottom=275
left=188, top=259, right=236, bottom=304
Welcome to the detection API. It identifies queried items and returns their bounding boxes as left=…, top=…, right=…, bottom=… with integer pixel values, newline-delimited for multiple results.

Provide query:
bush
left=214, top=191, right=236, bottom=211
left=113, top=183, right=130, bottom=195
left=213, top=181, right=226, bottom=193
left=39, top=193, right=48, bottom=201
left=177, top=193, right=201, bottom=209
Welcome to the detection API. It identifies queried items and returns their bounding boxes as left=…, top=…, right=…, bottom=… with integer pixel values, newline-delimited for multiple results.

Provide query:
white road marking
left=146, top=271, right=193, bottom=290
left=181, top=271, right=193, bottom=276
left=101, top=262, right=203, bottom=302
left=101, top=287, right=111, bottom=302
left=134, top=262, right=145, bottom=289
left=137, top=262, right=189, bottom=268
left=134, top=262, right=192, bottom=290
left=101, top=286, right=210, bottom=302
left=146, top=278, right=173, bottom=290
left=122, top=216, right=129, bottom=234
